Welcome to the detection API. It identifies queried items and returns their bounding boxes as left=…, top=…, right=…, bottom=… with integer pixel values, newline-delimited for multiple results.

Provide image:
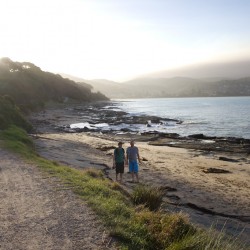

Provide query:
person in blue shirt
left=126, top=140, right=141, bottom=183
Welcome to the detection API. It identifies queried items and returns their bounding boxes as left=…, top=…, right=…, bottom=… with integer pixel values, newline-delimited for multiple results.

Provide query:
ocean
left=113, top=97, right=250, bottom=139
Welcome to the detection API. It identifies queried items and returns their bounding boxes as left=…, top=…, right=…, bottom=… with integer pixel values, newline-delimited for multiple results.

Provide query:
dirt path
left=0, top=149, right=115, bottom=250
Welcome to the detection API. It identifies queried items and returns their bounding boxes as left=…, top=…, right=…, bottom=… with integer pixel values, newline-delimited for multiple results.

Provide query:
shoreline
left=29, top=103, right=250, bottom=243
left=32, top=101, right=250, bottom=156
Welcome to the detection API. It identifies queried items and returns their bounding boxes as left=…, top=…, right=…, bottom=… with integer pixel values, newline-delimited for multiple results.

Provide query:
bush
left=133, top=210, right=196, bottom=249
left=131, top=184, right=164, bottom=211
left=0, top=95, right=32, bottom=132
left=0, top=114, right=8, bottom=130
left=0, top=125, right=35, bottom=157
left=85, top=168, right=104, bottom=178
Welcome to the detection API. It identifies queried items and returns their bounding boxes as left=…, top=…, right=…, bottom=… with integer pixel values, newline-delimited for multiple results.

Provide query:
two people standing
left=113, top=140, right=141, bottom=183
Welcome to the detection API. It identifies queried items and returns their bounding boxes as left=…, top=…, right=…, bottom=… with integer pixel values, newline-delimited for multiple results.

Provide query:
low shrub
left=0, top=95, right=32, bottom=131
left=131, top=184, right=164, bottom=211
left=167, top=225, right=248, bottom=250
left=85, top=168, right=104, bottom=178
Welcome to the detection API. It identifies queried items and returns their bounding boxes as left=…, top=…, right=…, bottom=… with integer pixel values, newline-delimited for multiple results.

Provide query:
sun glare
left=0, top=0, right=250, bottom=81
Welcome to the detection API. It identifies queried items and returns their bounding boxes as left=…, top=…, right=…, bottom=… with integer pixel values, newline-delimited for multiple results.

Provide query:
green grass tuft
left=0, top=125, right=35, bottom=157
left=132, top=184, right=164, bottom=211
left=84, top=168, right=104, bottom=178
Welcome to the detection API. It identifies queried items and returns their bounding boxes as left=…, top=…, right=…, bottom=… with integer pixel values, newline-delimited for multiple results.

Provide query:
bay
left=113, top=97, right=250, bottom=139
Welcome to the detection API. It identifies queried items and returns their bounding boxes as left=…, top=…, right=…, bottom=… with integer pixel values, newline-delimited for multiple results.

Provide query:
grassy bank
left=0, top=95, right=32, bottom=131
left=0, top=126, right=247, bottom=250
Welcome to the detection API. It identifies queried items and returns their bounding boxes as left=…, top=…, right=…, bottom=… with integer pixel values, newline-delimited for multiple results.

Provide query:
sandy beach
left=29, top=104, right=250, bottom=243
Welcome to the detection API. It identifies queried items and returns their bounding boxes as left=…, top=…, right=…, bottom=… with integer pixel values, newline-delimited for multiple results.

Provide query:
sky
left=0, top=0, right=250, bottom=81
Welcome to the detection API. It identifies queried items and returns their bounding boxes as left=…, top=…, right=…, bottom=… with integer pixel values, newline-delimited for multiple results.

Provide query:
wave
left=182, top=120, right=209, bottom=125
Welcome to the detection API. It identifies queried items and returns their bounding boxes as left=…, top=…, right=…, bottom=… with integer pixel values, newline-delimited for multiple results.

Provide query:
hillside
left=146, top=60, right=250, bottom=79
left=62, top=74, right=250, bottom=99
left=121, top=77, right=250, bottom=98
left=0, top=58, right=108, bottom=111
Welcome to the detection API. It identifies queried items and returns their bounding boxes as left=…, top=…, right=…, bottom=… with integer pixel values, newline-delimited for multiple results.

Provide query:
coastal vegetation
left=0, top=57, right=108, bottom=112
left=0, top=125, right=247, bottom=250
left=0, top=95, right=32, bottom=131
left=131, top=184, right=164, bottom=211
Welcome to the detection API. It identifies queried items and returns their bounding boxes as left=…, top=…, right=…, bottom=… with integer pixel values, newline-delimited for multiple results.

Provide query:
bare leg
left=120, top=173, right=123, bottom=183
left=131, top=172, right=135, bottom=182
left=116, top=173, right=118, bottom=181
left=135, top=173, right=139, bottom=183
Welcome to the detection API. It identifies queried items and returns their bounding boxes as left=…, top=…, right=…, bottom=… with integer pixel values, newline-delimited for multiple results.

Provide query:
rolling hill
left=61, top=74, right=250, bottom=99
left=0, top=58, right=108, bottom=111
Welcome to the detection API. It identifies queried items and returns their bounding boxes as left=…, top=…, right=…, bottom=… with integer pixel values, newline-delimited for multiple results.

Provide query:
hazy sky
left=1, top=0, right=250, bottom=81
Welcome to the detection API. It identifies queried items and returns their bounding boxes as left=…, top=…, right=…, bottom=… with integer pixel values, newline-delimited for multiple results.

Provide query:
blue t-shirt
left=126, top=146, right=138, bottom=161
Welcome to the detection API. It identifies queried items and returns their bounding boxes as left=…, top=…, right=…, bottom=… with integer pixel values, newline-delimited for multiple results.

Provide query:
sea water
left=113, top=97, right=250, bottom=139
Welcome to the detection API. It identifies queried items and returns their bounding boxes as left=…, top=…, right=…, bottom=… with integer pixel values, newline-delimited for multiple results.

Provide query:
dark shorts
left=115, top=162, right=124, bottom=174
